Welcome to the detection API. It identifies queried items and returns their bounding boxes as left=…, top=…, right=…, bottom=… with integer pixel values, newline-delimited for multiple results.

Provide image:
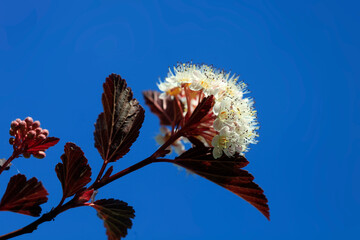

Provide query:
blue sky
left=0, top=0, right=359, bottom=239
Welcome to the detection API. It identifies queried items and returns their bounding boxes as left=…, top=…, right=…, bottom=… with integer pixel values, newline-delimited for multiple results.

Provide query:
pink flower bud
left=9, top=138, right=15, bottom=145
left=19, top=121, right=26, bottom=130
left=41, top=129, right=49, bottom=137
left=15, top=118, right=21, bottom=123
left=9, top=128, right=15, bottom=136
left=24, top=117, right=34, bottom=125
left=10, top=121, right=19, bottom=130
left=27, top=130, right=36, bottom=139
left=32, top=121, right=40, bottom=129
left=37, top=134, right=46, bottom=140
left=35, top=127, right=42, bottom=135
left=33, top=151, right=46, bottom=159
left=23, top=152, right=31, bottom=158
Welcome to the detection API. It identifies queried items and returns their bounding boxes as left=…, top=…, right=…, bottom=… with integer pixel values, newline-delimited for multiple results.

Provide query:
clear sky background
left=0, top=0, right=359, bottom=239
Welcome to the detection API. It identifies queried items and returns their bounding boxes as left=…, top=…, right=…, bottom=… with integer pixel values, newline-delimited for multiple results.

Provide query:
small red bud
left=24, top=117, right=34, bottom=125
left=33, top=151, right=46, bottom=159
left=32, top=121, right=40, bottom=129
left=35, top=127, right=42, bottom=135
left=27, top=130, right=36, bottom=139
left=15, top=118, right=21, bottom=123
left=9, top=138, right=15, bottom=145
left=9, top=128, right=15, bottom=136
left=37, top=134, right=46, bottom=140
left=23, top=152, right=31, bottom=158
left=19, top=121, right=26, bottom=130
left=41, top=129, right=49, bottom=137
left=10, top=121, right=19, bottom=130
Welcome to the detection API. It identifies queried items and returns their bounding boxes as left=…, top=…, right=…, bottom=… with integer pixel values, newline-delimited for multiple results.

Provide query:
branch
left=0, top=199, right=75, bottom=240
left=92, top=129, right=183, bottom=190
left=0, top=121, right=187, bottom=239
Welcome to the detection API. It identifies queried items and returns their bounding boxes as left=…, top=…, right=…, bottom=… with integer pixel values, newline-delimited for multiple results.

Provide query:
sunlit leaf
left=94, top=74, right=145, bottom=162
left=76, top=189, right=95, bottom=203
left=91, top=199, right=135, bottom=240
left=0, top=174, right=48, bottom=216
left=182, top=96, right=217, bottom=146
left=173, top=147, right=270, bottom=219
left=184, top=95, right=214, bottom=127
left=143, top=90, right=183, bottom=126
left=25, top=137, right=60, bottom=153
left=55, top=142, right=92, bottom=198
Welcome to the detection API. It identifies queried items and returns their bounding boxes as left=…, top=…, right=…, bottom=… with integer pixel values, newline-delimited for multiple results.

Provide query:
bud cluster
left=9, top=117, right=49, bottom=159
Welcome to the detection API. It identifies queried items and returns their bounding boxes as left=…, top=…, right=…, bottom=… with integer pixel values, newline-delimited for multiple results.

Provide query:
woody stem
left=92, top=128, right=184, bottom=190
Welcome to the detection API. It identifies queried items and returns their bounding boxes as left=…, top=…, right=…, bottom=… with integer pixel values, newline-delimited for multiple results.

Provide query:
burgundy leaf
left=181, top=96, right=217, bottom=146
left=173, top=147, right=270, bottom=219
left=26, top=137, right=60, bottom=153
left=186, top=136, right=206, bottom=148
left=91, top=199, right=135, bottom=240
left=0, top=174, right=48, bottom=216
left=76, top=189, right=94, bottom=203
left=185, top=95, right=214, bottom=127
left=143, top=90, right=183, bottom=126
left=94, top=74, right=145, bottom=162
left=55, top=142, right=92, bottom=198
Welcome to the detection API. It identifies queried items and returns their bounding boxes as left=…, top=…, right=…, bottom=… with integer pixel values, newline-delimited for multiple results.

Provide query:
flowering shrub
left=0, top=63, right=269, bottom=240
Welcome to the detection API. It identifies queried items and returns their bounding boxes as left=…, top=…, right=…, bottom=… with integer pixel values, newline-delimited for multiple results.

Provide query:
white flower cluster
left=157, top=63, right=259, bottom=159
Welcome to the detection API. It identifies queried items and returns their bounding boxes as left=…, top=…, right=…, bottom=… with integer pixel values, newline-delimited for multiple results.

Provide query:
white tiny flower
left=211, top=127, right=237, bottom=158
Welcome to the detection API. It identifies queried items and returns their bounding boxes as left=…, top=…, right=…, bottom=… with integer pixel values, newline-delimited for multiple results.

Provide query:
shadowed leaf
left=95, top=74, right=145, bottom=162
left=186, top=136, right=206, bottom=148
left=25, top=137, right=60, bottom=153
left=143, top=90, right=183, bottom=126
left=0, top=174, right=48, bottom=216
left=55, top=142, right=92, bottom=198
left=173, top=147, right=270, bottom=219
left=91, top=199, right=135, bottom=240
left=182, top=96, right=217, bottom=146
left=185, top=95, right=214, bottom=127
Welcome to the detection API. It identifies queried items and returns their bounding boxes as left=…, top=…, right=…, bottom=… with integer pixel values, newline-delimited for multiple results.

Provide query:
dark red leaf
left=185, top=95, right=214, bottom=127
left=26, top=137, right=60, bottom=153
left=91, top=199, right=135, bottom=240
left=55, top=142, right=92, bottom=198
left=76, top=189, right=94, bottom=203
left=94, top=74, right=145, bottom=162
left=186, top=136, right=206, bottom=148
left=143, top=90, right=183, bottom=126
left=181, top=96, right=217, bottom=146
left=173, top=147, right=270, bottom=220
left=0, top=174, right=48, bottom=216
